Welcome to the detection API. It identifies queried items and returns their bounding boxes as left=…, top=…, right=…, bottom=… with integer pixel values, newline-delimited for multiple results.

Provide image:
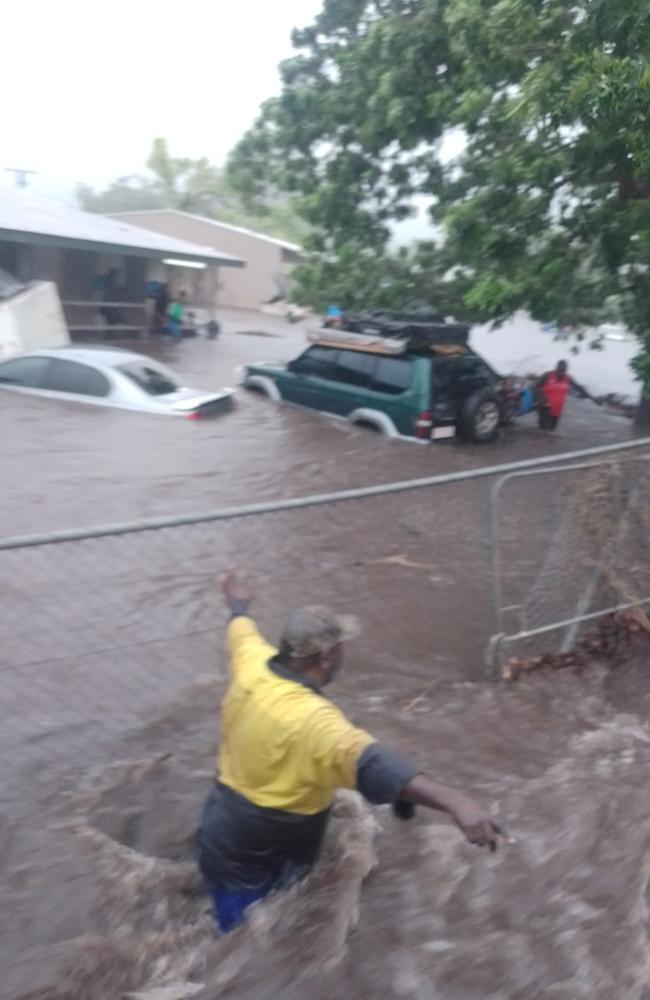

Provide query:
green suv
left=243, top=332, right=508, bottom=444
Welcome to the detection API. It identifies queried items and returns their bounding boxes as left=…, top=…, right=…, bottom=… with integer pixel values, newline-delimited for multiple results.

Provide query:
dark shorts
left=538, top=405, right=559, bottom=430
left=197, top=782, right=330, bottom=929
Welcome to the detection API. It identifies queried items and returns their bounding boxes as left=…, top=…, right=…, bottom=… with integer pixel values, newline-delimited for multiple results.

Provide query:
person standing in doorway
left=197, top=572, right=508, bottom=934
left=99, top=268, right=123, bottom=327
left=166, top=290, right=186, bottom=340
left=152, top=282, right=169, bottom=333
left=538, top=360, right=570, bottom=431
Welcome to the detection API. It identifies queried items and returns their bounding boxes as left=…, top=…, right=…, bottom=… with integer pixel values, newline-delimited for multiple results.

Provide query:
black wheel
left=458, top=389, right=502, bottom=443
left=207, top=320, right=221, bottom=340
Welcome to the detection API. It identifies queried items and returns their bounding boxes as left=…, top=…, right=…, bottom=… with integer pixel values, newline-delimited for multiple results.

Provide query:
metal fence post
left=484, top=455, right=650, bottom=672
left=488, top=476, right=505, bottom=644
left=485, top=632, right=506, bottom=679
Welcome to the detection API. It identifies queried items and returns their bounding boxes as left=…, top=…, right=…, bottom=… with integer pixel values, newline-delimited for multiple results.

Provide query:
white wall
left=0, top=281, right=69, bottom=360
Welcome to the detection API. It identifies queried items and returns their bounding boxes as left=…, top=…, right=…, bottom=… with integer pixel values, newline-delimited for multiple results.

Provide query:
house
left=0, top=190, right=244, bottom=337
left=110, top=210, right=303, bottom=312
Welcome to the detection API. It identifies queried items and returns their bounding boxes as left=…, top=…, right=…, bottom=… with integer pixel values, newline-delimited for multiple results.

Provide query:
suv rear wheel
left=458, top=388, right=502, bottom=443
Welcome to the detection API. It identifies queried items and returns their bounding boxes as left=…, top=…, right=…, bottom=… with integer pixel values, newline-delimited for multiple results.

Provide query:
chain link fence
left=486, top=451, right=650, bottom=674
left=3, top=438, right=650, bottom=813
left=2, top=477, right=496, bottom=813
left=3, top=438, right=650, bottom=1000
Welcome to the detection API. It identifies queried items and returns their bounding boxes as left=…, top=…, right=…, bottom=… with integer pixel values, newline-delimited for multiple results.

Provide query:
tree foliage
left=229, top=0, right=650, bottom=394
left=78, top=138, right=307, bottom=245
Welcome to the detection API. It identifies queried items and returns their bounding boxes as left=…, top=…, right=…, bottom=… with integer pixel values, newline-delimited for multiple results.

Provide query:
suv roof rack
left=338, top=311, right=470, bottom=349
left=307, top=328, right=406, bottom=355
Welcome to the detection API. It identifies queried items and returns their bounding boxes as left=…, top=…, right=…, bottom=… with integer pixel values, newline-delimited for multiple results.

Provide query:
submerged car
left=244, top=313, right=511, bottom=444
left=0, top=346, right=234, bottom=419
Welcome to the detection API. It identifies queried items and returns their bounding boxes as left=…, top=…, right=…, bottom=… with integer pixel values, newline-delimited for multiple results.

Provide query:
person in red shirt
left=538, top=360, right=570, bottom=431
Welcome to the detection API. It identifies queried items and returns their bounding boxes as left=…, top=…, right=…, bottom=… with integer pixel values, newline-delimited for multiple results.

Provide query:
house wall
left=112, top=212, right=292, bottom=310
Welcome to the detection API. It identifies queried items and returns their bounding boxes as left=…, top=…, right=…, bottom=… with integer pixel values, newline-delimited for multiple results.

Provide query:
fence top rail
left=2, top=435, right=650, bottom=551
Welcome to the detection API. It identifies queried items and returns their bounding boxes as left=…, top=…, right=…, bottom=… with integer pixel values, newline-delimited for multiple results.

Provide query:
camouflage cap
left=281, top=605, right=361, bottom=658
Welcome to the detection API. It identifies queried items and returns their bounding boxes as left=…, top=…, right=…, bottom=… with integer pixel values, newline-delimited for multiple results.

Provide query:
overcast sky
left=1, top=0, right=323, bottom=199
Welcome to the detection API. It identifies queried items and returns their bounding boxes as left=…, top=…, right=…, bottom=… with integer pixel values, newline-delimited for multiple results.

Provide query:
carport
left=0, top=189, right=244, bottom=337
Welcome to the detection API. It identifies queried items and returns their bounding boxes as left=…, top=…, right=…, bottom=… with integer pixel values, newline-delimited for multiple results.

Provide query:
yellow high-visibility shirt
left=217, top=616, right=375, bottom=815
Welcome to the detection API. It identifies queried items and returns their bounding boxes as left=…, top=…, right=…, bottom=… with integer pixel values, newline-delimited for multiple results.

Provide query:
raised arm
left=221, top=572, right=275, bottom=667
left=222, top=571, right=253, bottom=618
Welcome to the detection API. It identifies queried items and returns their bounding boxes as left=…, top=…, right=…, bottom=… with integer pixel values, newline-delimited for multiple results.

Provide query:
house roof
left=111, top=209, right=303, bottom=254
left=0, top=191, right=244, bottom=267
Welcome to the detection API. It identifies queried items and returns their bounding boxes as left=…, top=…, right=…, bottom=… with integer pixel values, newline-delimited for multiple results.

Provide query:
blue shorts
left=209, top=886, right=272, bottom=932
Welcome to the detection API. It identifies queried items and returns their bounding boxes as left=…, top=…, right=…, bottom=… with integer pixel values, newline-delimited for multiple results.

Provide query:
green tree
left=229, top=0, right=650, bottom=412
left=78, top=138, right=308, bottom=245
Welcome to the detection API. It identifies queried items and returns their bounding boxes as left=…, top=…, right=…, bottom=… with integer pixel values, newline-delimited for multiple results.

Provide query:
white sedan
left=0, top=346, right=234, bottom=419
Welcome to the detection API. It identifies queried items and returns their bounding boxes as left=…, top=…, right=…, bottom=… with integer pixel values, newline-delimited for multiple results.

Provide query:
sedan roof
left=9, top=346, right=161, bottom=370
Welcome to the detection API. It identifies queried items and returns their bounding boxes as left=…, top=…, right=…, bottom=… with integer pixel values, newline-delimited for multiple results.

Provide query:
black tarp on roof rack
left=337, top=310, right=469, bottom=349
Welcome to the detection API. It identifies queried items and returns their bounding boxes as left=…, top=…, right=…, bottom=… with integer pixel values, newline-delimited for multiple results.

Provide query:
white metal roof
left=0, top=191, right=244, bottom=267
left=111, top=209, right=303, bottom=254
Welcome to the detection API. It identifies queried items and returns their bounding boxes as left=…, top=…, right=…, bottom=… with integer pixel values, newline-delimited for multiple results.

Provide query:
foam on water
left=14, top=757, right=379, bottom=1000
left=9, top=646, right=650, bottom=1000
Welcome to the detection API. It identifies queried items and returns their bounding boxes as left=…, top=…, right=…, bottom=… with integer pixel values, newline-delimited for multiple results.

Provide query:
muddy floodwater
left=2, top=311, right=649, bottom=999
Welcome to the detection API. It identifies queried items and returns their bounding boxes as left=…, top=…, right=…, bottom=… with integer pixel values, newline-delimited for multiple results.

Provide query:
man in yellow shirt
left=198, top=573, right=505, bottom=932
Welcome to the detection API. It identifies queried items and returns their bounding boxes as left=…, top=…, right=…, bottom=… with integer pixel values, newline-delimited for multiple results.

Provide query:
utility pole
left=4, top=168, right=35, bottom=189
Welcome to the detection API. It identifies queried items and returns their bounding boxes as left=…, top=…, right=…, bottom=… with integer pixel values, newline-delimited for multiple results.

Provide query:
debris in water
left=370, top=552, right=433, bottom=569
left=502, top=609, right=650, bottom=681
left=124, top=984, right=204, bottom=1000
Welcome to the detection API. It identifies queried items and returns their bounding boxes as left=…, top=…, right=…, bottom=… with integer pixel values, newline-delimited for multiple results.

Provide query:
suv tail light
left=414, top=410, right=433, bottom=439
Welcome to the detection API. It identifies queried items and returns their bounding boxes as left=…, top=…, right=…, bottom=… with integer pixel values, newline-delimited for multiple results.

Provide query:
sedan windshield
left=118, top=362, right=179, bottom=396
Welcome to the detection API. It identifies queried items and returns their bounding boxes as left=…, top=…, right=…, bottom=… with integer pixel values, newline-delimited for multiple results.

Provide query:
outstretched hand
left=222, top=571, right=253, bottom=609
left=451, top=799, right=508, bottom=852
left=400, top=775, right=511, bottom=852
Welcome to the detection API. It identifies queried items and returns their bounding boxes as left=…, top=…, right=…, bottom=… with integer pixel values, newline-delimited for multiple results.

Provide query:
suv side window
left=328, top=350, right=376, bottom=388
left=0, top=356, right=50, bottom=387
left=455, top=355, right=495, bottom=386
left=433, top=355, right=495, bottom=398
left=42, top=359, right=110, bottom=397
left=290, top=346, right=337, bottom=378
left=371, top=356, right=414, bottom=395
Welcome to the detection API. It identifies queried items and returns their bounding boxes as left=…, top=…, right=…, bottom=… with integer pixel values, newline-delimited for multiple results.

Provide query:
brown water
left=0, top=309, right=633, bottom=536
left=6, top=644, right=650, bottom=1000
left=2, top=311, right=649, bottom=999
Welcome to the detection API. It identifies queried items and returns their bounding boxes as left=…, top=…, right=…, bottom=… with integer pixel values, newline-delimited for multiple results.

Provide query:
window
left=432, top=355, right=495, bottom=396
left=0, top=356, right=50, bottom=387
left=454, top=356, right=495, bottom=384
left=42, top=359, right=110, bottom=397
left=371, top=357, right=414, bottom=395
left=431, top=358, right=458, bottom=395
left=290, top=346, right=337, bottom=378
left=118, top=362, right=178, bottom=396
left=328, top=350, right=376, bottom=388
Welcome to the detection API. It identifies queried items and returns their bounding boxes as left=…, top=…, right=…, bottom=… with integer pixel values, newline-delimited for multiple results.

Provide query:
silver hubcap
left=475, top=401, right=500, bottom=436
